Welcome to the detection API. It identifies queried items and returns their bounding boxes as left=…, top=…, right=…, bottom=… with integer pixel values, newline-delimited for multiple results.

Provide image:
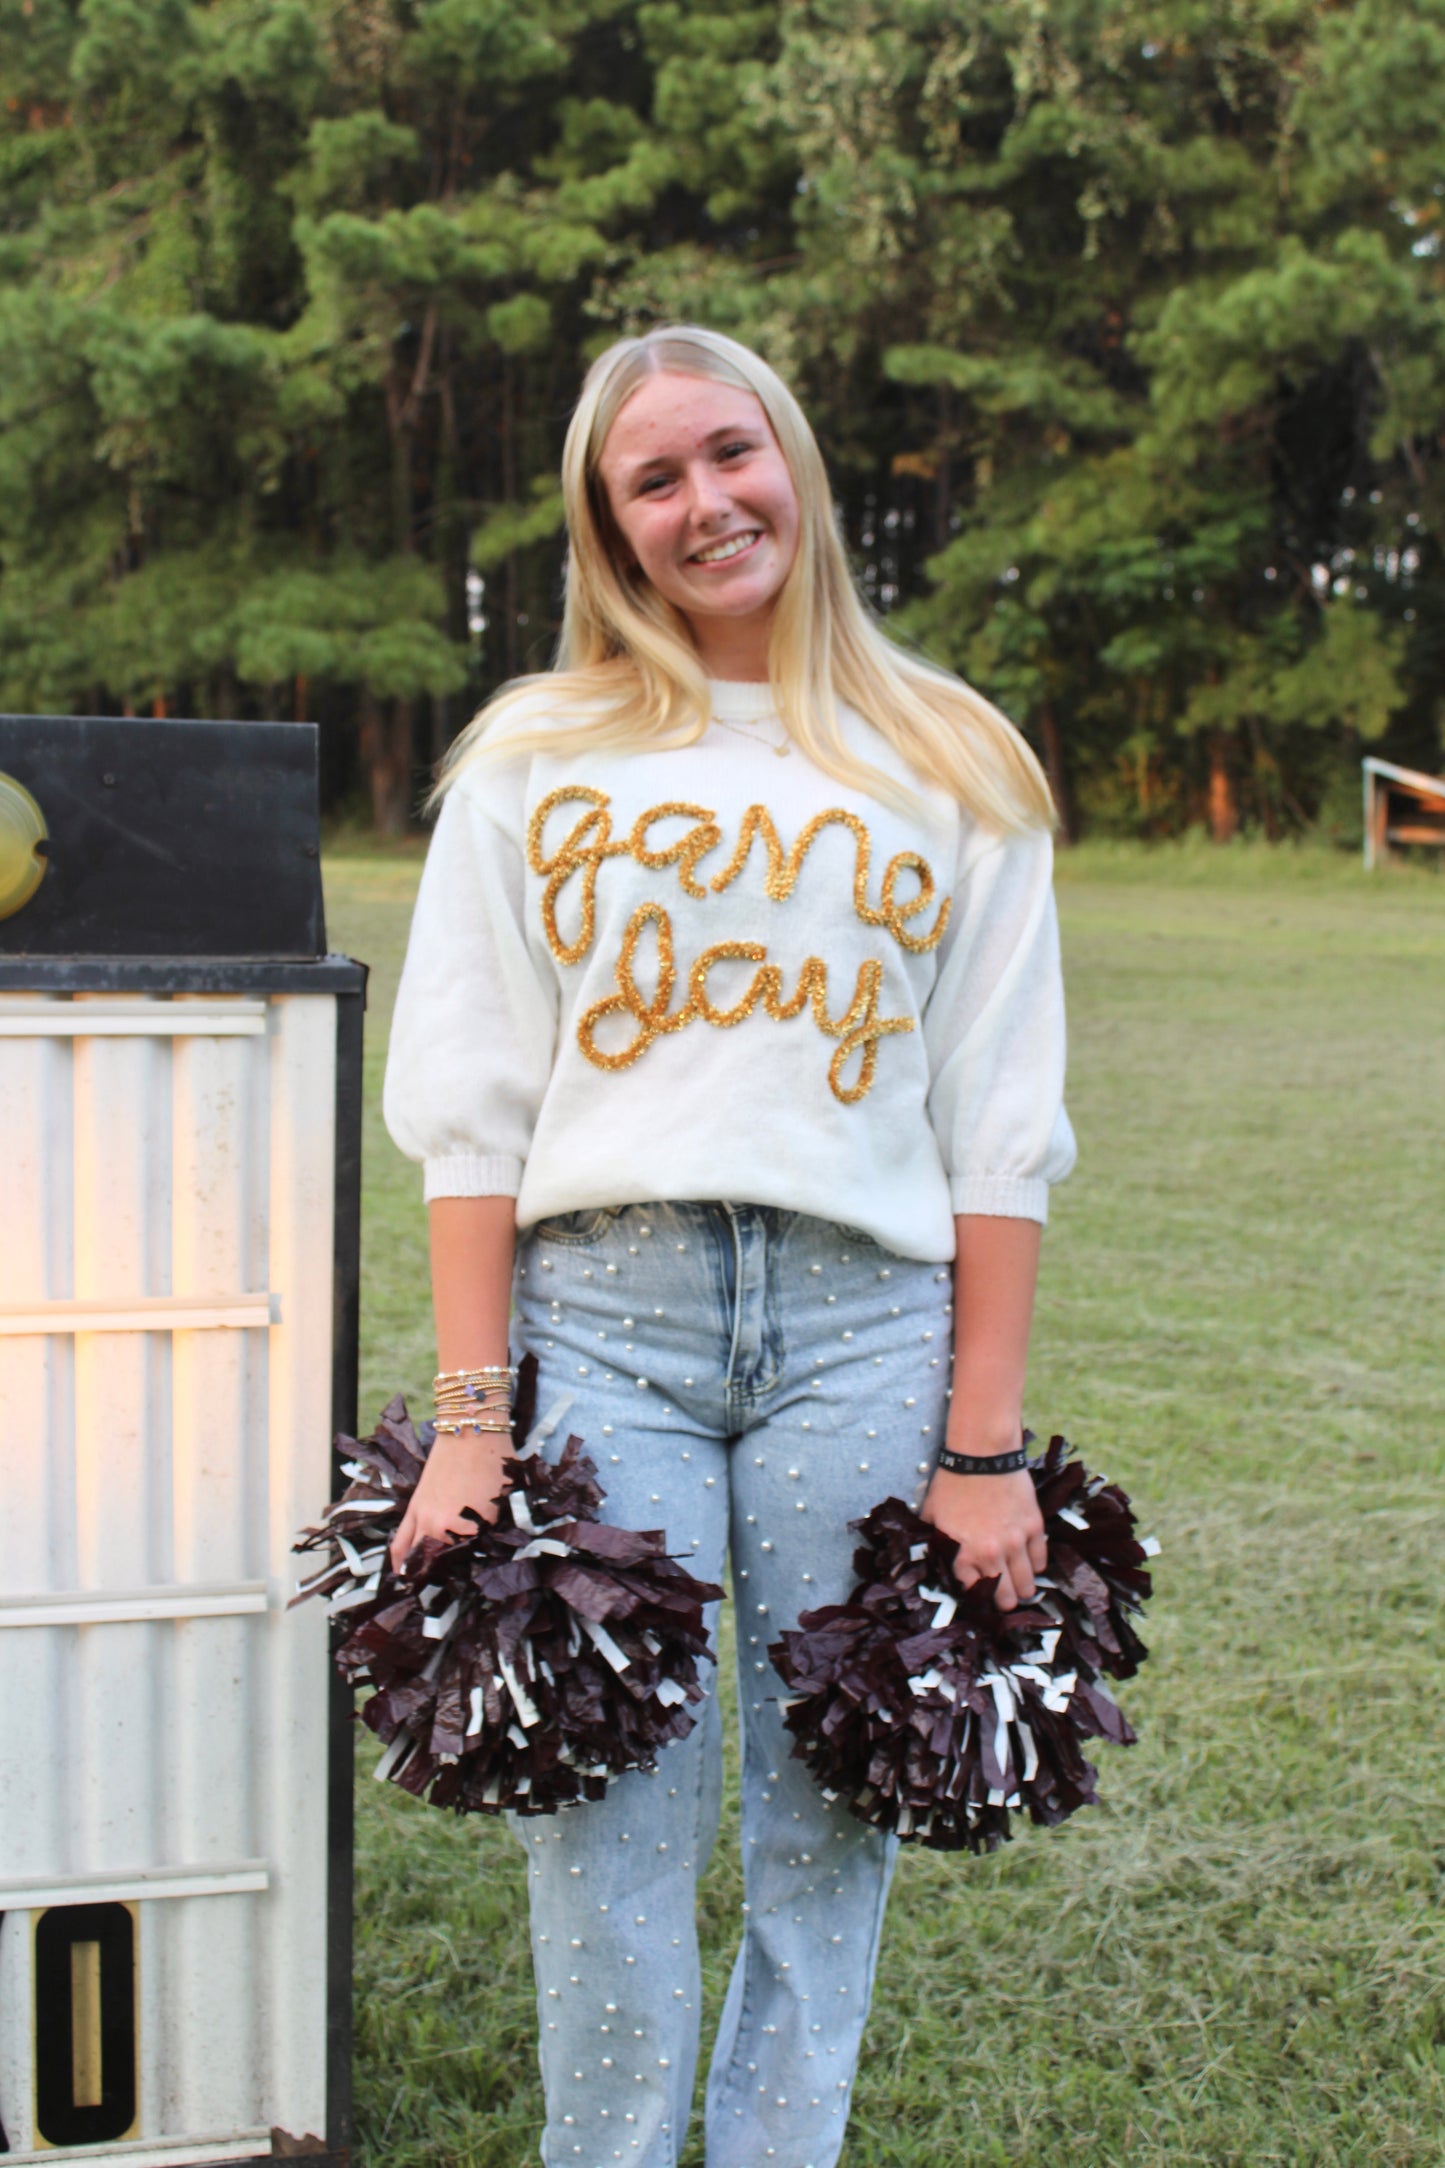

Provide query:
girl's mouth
left=688, top=529, right=764, bottom=569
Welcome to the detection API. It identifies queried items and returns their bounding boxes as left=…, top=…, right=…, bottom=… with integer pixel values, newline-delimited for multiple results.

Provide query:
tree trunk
left=502, top=357, right=518, bottom=682
left=360, top=690, right=415, bottom=836
left=1039, top=701, right=1072, bottom=843
left=933, top=383, right=953, bottom=552
left=431, top=692, right=451, bottom=765
left=385, top=301, right=437, bottom=555
left=1207, top=730, right=1239, bottom=841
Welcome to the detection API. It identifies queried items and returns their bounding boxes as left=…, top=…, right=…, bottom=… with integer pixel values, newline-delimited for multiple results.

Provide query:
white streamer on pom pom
left=579, top=1615, right=631, bottom=1674
left=497, top=1646, right=541, bottom=1728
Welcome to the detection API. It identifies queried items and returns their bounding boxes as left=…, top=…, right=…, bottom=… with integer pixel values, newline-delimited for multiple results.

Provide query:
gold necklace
left=711, top=711, right=792, bottom=758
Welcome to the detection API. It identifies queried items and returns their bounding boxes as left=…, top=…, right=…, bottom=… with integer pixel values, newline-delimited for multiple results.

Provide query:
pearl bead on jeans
left=510, top=1200, right=952, bottom=2168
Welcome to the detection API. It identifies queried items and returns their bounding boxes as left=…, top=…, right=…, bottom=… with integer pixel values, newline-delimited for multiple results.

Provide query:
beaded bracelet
left=935, top=1444, right=1029, bottom=1477
left=434, top=1365, right=516, bottom=1396
left=434, top=1384, right=511, bottom=1413
left=433, top=1362, right=517, bottom=1439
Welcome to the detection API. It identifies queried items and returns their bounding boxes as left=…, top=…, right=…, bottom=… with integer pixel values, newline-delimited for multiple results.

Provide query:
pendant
left=715, top=714, right=792, bottom=757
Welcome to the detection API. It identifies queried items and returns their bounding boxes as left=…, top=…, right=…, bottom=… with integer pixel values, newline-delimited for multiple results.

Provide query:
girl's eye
left=719, top=441, right=752, bottom=461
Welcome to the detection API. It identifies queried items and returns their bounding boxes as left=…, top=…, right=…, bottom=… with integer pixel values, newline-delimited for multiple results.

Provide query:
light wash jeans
left=510, top=1201, right=952, bottom=2168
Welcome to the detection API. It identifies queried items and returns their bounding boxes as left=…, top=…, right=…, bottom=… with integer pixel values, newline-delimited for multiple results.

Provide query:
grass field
left=322, top=839, right=1445, bottom=2168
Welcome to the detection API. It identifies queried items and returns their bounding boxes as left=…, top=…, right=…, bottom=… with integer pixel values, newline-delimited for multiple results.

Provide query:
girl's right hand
left=389, top=1434, right=512, bottom=1571
left=920, top=1466, right=1046, bottom=1612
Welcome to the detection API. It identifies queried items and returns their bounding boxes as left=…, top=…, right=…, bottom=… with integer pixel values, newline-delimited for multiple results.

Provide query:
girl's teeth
left=694, top=531, right=759, bottom=563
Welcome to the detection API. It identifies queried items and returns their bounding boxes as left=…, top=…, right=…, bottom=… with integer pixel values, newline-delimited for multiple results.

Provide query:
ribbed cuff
left=949, top=1174, right=1050, bottom=1224
left=423, top=1151, right=524, bottom=1202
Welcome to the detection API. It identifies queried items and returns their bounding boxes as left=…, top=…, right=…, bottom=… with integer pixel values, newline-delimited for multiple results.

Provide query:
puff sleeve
left=382, top=765, right=558, bottom=1200
left=922, top=822, right=1077, bottom=1224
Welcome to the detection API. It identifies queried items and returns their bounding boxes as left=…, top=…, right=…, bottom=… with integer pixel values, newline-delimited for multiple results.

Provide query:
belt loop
left=723, top=1206, right=746, bottom=1398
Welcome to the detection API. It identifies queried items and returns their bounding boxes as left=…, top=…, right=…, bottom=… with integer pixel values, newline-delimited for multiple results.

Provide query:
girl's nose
left=685, top=463, right=733, bottom=523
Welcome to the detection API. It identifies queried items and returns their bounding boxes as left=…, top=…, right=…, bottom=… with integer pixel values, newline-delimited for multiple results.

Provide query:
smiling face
left=595, top=370, right=801, bottom=678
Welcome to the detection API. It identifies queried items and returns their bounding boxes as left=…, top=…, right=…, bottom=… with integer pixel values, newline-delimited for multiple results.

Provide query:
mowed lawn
left=323, top=839, right=1445, bottom=2168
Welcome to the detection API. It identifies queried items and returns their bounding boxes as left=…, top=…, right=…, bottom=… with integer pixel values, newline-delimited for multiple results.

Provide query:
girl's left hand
left=920, top=1467, right=1047, bottom=1611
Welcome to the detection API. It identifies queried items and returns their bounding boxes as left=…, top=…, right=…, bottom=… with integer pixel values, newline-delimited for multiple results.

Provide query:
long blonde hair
left=437, top=325, right=1054, bottom=832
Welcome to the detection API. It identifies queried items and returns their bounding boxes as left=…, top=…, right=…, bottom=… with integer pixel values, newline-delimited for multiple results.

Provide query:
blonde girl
left=383, top=325, right=1075, bottom=2168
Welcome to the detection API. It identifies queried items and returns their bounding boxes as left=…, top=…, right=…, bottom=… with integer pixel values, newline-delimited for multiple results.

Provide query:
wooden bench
left=1362, top=756, right=1445, bottom=868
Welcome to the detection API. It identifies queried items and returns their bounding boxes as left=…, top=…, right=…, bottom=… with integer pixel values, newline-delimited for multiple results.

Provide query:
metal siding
left=167, top=1011, right=266, bottom=2135
left=0, top=990, right=340, bottom=2159
left=261, top=996, right=337, bottom=2144
left=0, top=1012, right=65, bottom=2150
left=71, top=1025, right=169, bottom=1901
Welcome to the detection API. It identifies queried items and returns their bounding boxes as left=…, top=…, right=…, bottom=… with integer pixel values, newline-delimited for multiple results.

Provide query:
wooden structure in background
left=1362, top=756, right=1445, bottom=870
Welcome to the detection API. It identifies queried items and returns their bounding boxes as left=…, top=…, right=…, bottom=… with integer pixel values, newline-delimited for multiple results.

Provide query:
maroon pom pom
left=767, top=1435, right=1156, bottom=1853
left=291, top=1356, right=723, bottom=1814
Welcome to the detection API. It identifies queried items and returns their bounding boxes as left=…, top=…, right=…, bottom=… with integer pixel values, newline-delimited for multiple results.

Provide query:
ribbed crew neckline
left=706, top=677, right=779, bottom=721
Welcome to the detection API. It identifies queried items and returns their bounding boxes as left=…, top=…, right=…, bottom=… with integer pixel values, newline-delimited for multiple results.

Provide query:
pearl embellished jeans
left=510, top=1201, right=952, bottom=2168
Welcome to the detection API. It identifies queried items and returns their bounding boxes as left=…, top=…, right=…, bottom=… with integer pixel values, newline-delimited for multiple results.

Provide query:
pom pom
left=767, top=1435, right=1157, bottom=1853
left=291, top=1356, right=723, bottom=1815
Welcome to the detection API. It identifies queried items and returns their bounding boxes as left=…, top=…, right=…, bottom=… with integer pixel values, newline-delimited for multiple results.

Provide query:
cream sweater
left=383, top=680, right=1076, bottom=1262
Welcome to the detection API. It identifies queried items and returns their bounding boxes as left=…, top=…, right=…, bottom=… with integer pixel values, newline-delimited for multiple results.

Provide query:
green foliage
left=0, top=0, right=1442, bottom=832
left=470, top=480, right=567, bottom=569
left=294, top=113, right=422, bottom=213
left=232, top=558, right=469, bottom=694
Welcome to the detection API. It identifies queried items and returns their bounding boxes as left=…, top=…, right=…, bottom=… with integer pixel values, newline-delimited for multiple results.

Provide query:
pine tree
left=821, top=0, right=1445, bottom=834
left=1, top=0, right=1440, bottom=833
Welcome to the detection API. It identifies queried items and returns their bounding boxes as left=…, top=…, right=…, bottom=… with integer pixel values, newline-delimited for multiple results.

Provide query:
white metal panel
left=2, top=2133, right=272, bottom=2167
left=0, top=1582, right=267, bottom=1627
left=0, top=1024, right=73, bottom=1891
left=0, top=1025, right=70, bottom=2157
left=0, top=1294, right=272, bottom=1334
left=0, top=986, right=341, bottom=2159
left=70, top=1019, right=175, bottom=2149
left=0, top=997, right=266, bottom=1036
left=258, top=995, right=338, bottom=2146
left=71, top=1022, right=171, bottom=1884
left=164, top=1008, right=266, bottom=2135
left=0, top=1864, right=270, bottom=1910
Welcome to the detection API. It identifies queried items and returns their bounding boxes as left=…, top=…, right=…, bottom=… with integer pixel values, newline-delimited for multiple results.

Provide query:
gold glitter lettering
left=751, top=954, right=914, bottom=1104
left=526, top=786, right=628, bottom=966
left=708, top=803, right=792, bottom=902
left=628, top=802, right=722, bottom=900
left=688, top=941, right=769, bottom=1027
left=577, top=901, right=685, bottom=1069
left=575, top=906, right=912, bottom=1103
left=880, top=850, right=948, bottom=954
left=527, top=785, right=950, bottom=1101
left=711, top=804, right=949, bottom=952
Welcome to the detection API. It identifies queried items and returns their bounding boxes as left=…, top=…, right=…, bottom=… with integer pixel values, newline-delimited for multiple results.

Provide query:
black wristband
left=935, top=1444, right=1029, bottom=1477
